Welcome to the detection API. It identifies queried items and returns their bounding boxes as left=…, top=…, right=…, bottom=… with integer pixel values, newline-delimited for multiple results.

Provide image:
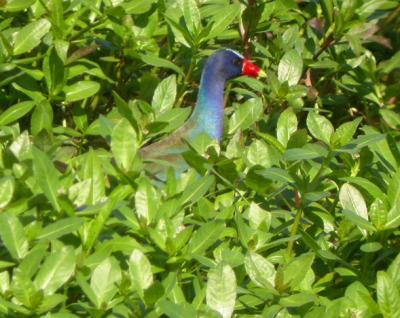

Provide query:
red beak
left=242, top=59, right=266, bottom=78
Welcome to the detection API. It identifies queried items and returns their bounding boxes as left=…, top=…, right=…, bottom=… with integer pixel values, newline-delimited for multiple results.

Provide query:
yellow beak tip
left=257, top=70, right=267, bottom=78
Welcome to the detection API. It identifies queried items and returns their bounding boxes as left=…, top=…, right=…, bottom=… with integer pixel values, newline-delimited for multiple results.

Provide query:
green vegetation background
left=0, top=0, right=400, bottom=317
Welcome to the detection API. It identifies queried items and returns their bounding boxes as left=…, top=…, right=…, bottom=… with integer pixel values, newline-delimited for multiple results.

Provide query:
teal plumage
left=139, top=49, right=264, bottom=175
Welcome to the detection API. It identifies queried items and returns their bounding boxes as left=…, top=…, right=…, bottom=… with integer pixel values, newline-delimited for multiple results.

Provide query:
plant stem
left=176, top=51, right=197, bottom=107
left=287, top=190, right=302, bottom=258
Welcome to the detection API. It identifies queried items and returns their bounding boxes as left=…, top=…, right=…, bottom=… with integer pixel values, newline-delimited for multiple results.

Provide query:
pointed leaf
left=139, top=53, right=184, bottom=76
left=152, top=75, right=177, bottom=114
left=129, top=249, right=153, bottom=295
left=179, top=175, right=215, bottom=206
left=135, top=177, right=158, bottom=225
left=244, top=252, right=276, bottom=290
left=0, top=213, right=28, bottom=260
left=307, top=111, right=334, bottom=145
left=0, top=176, right=15, bottom=209
left=36, top=217, right=83, bottom=241
left=13, top=19, right=51, bottom=55
left=0, top=101, right=35, bottom=126
left=34, top=246, right=75, bottom=295
left=206, top=4, right=240, bottom=39
left=64, top=81, right=100, bottom=102
left=277, top=108, right=298, bottom=148
left=31, top=100, right=53, bottom=135
left=187, top=220, right=225, bottom=255
left=32, top=146, right=61, bottom=211
left=181, top=0, right=201, bottom=35
left=377, top=271, right=400, bottom=318
left=228, top=98, right=263, bottom=134
left=111, top=118, right=137, bottom=171
left=90, top=257, right=121, bottom=308
left=339, top=183, right=369, bottom=235
left=206, top=263, right=236, bottom=318
left=81, top=148, right=105, bottom=205
left=278, top=49, right=303, bottom=86
left=332, top=117, right=362, bottom=147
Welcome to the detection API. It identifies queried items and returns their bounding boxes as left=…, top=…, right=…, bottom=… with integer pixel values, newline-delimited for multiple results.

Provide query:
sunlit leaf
left=206, top=263, right=236, bottom=318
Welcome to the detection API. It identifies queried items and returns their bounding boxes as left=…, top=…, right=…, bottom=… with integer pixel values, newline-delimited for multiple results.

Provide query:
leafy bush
left=1, top=0, right=400, bottom=317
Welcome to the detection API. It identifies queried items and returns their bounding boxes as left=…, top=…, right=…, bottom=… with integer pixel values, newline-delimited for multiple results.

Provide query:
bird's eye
left=233, top=58, right=242, bottom=66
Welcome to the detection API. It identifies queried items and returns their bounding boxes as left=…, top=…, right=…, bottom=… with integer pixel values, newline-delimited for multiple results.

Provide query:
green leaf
left=18, top=243, right=48, bottom=279
left=179, top=175, right=215, bottom=206
left=256, top=131, right=286, bottom=154
left=80, top=148, right=106, bottom=205
left=0, top=176, right=15, bottom=209
left=32, top=146, right=61, bottom=212
left=158, top=299, right=197, bottom=318
left=320, top=0, right=334, bottom=27
left=340, top=176, right=385, bottom=200
left=255, top=167, right=294, bottom=184
left=31, top=100, right=53, bottom=135
left=307, top=111, right=334, bottom=145
left=0, top=101, right=35, bottom=126
left=345, top=281, right=380, bottom=316
left=36, top=294, right=67, bottom=314
left=12, top=83, right=45, bottom=102
left=278, top=49, right=303, bottom=86
left=248, top=202, right=271, bottom=231
left=164, top=12, right=193, bottom=47
left=111, top=118, right=137, bottom=171
left=388, top=253, right=400, bottom=288
left=380, top=109, right=400, bottom=130
left=206, top=263, right=236, bottom=318
left=284, top=147, right=323, bottom=161
left=90, top=257, right=121, bottom=309
left=64, top=81, right=100, bottom=102
left=228, top=98, right=263, bottom=134
left=121, top=0, right=157, bottom=14
left=339, top=183, right=370, bottom=235
left=369, top=198, right=388, bottom=231
left=244, top=252, right=276, bottom=290
left=206, top=4, right=240, bottom=39
left=360, top=242, right=382, bottom=253
left=34, top=246, right=75, bottom=296
left=357, top=0, right=398, bottom=19
left=151, top=75, right=177, bottom=114
left=2, top=0, right=36, bottom=12
left=332, top=117, right=362, bottom=147
left=139, top=53, right=184, bottom=76
left=0, top=271, right=10, bottom=295
left=181, top=0, right=201, bottom=36
left=245, top=139, right=280, bottom=168
left=13, top=19, right=51, bottom=55
left=379, top=51, right=400, bottom=74
left=43, top=48, right=65, bottom=96
left=283, top=253, right=315, bottom=290
left=0, top=213, right=28, bottom=260
left=344, top=133, right=386, bottom=151
left=377, top=271, right=400, bottom=318
left=36, top=217, right=83, bottom=241
left=277, top=108, right=298, bottom=148
left=11, top=272, right=39, bottom=309
left=129, top=249, right=153, bottom=296
left=135, top=177, right=158, bottom=225
left=187, top=220, right=225, bottom=255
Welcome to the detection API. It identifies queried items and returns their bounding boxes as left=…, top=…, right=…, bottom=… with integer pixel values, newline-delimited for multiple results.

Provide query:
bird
left=138, top=49, right=265, bottom=177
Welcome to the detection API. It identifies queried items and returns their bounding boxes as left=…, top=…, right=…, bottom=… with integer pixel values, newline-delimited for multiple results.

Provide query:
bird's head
left=205, top=49, right=266, bottom=81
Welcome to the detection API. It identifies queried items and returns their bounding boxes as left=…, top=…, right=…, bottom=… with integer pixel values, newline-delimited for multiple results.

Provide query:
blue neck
left=190, top=66, right=225, bottom=141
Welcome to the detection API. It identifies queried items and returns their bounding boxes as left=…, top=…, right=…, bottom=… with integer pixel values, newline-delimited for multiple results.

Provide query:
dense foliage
left=1, top=0, right=400, bottom=317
